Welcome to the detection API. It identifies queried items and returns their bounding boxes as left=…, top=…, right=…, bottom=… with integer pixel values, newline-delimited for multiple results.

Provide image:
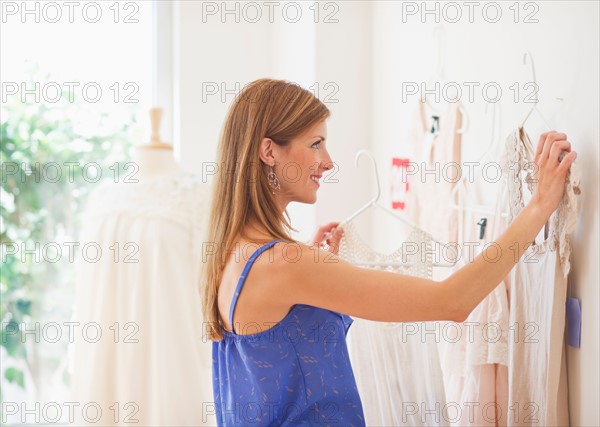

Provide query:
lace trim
left=82, top=171, right=210, bottom=229
left=558, top=158, right=581, bottom=276
left=80, top=171, right=211, bottom=269
left=501, top=128, right=581, bottom=277
left=338, top=221, right=434, bottom=279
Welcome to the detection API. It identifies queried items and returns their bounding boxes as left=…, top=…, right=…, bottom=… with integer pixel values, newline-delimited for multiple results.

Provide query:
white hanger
left=450, top=103, right=509, bottom=218
left=338, top=150, right=456, bottom=268
left=423, top=25, right=469, bottom=135
left=342, top=150, right=413, bottom=227
left=520, top=51, right=552, bottom=130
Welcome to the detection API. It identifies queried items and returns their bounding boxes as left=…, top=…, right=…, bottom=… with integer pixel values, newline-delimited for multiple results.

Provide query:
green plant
left=0, top=63, right=141, bottom=405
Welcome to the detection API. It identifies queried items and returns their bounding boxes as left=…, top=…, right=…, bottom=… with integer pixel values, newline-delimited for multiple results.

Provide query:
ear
left=258, top=137, right=276, bottom=166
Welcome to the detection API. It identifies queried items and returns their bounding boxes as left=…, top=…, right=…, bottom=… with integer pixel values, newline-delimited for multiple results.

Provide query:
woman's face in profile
left=276, top=119, right=332, bottom=205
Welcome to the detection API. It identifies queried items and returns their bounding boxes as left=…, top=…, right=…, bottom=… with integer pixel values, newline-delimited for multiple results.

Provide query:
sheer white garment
left=69, top=171, right=215, bottom=426
left=339, top=221, right=448, bottom=426
left=405, top=100, right=463, bottom=248
left=502, top=128, right=581, bottom=427
left=437, top=175, right=511, bottom=426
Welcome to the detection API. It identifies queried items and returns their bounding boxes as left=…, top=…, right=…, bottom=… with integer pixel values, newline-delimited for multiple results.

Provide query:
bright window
left=1, top=1, right=154, bottom=423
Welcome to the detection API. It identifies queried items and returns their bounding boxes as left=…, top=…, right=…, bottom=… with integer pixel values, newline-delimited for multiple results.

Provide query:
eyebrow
left=311, top=136, right=326, bottom=141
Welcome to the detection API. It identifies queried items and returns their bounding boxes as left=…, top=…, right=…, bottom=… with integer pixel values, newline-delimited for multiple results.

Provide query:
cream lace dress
left=502, top=128, right=581, bottom=427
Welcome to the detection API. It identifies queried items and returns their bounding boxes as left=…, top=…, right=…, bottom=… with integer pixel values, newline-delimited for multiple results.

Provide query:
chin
left=307, top=191, right=318, bottom=204
left=296, top=194, right=317, bottom=204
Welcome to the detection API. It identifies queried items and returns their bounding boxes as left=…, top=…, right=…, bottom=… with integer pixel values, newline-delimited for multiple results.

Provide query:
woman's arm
left=276, top=131, right=576, bottom=323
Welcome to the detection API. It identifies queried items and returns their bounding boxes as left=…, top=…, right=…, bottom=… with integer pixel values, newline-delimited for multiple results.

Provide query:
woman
left=201, top=78, right=577, bottom=426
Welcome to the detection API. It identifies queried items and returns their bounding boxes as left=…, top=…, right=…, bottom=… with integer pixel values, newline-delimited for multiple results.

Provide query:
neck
left=275, top=196, right=288, bottom=214
left=240, top=219, right=271, bottom=241
left=131, top=146, right=181, bottom=180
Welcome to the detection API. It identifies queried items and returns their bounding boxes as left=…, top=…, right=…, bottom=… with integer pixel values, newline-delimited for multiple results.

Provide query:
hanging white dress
left=405, top=100, right=463, bottom=249
left=437, top=177, right=511, bottom=426
left=69, top=171, right=216, bottom=426
left=501, top=128, right=581, bottom=427
left=339, top=221, right=448, bottom=426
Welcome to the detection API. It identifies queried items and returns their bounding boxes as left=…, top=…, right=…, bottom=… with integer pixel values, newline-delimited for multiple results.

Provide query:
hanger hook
left=433, top=25, right=446, bottom=79
left=354, top=150, right=381, bottom=203
left=523, top=51, right=538, bottom=88
left=485, top=102, right=498, bottom=145
left=521, top=51, right=538, bottom=127
left=456, top=105, right=469, bottom=134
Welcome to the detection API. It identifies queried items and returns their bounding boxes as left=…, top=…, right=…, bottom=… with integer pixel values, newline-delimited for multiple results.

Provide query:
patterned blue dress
left=212, top=240, right=365, bottom=426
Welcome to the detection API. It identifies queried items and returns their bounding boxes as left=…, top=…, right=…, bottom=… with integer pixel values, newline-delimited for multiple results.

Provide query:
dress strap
left=228, top=240, right=280, bottom=334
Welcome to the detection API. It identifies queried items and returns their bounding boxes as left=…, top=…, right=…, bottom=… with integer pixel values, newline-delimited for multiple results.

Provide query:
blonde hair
left=201, top=78, right=331, bottom=341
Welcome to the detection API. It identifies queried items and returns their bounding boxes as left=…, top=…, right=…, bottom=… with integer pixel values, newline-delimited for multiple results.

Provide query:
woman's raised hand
left=309, top=221, right=345, bottom=255
left=529, top=131, right=577, bottom=218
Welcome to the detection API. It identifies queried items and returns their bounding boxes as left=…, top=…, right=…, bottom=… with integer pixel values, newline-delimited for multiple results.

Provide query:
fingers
left=310, top=222, right=339, bottom=245
left=531, top=131, right=577, bottom=216
left=557, top=150, right=577, bottom=174
left=327, top=226, right=345, bottom=255
left=535, top=131, right=552, bottom=160
left=318, top=222, right=339, bottom=236
left=310, top=221, right=343, bottom=249
left=324, top=224, right=343, bottom=244
left=330, top=225, right=344, bottom=242
left=549, top=140, right=572, bottom=165
left=540, top=132, right=567, bottom=166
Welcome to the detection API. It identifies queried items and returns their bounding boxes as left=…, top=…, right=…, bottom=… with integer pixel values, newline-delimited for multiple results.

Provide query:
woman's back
left=212, top=240, right=365, bottom=426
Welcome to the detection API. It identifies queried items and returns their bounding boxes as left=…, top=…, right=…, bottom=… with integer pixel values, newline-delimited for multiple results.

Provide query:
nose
left=321, top=149, right=334, bottom=172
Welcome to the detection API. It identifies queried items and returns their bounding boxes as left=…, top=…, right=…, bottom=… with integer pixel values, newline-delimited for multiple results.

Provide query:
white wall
left=171, top=1, right=599, bottom=425
left=313, top=2, right=373, bottom=237
left=173, top=1, right=272, bottom=168
left=172, top=1, right=372, bottom=242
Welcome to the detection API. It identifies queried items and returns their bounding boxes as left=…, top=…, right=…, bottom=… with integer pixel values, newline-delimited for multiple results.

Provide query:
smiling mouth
left=310, top=175, right=321, bottom=186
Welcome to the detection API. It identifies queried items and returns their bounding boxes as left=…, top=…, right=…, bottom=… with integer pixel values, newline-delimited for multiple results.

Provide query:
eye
left=311, top=140, right=321, bottom=149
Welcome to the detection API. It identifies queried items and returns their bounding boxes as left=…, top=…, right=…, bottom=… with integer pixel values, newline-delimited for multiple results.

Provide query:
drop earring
left=267, top=165, right=281, bottom=194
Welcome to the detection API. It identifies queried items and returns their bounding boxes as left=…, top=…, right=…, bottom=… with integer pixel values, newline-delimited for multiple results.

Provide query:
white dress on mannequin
left=69, top=147, right=216, bottom=426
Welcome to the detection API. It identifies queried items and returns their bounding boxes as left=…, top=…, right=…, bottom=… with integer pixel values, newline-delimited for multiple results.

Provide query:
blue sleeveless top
left=212, top=240, right=365, bottom=426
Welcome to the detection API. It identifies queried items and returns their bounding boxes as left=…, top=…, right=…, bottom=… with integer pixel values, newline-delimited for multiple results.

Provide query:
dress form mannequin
left=131, top=108, right=181, bottom=180
left=70, top=107, right=215, bottom=426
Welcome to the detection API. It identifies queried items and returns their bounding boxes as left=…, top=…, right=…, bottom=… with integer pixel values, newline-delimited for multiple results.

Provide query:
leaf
left=4, top=367, right=25, bottom=388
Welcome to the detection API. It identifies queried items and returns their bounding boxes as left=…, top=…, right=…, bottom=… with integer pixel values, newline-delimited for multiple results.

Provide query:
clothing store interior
left=1, top=1, right=598, bottom=426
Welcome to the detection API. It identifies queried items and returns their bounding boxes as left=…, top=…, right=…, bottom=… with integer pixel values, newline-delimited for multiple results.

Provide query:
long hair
left=201, top=78, right=331, bottom=341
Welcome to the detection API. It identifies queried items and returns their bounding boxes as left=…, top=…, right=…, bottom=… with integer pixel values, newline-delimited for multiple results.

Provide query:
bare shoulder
left=268, top=241, right=352, bottom=274
left=269, top=241, right=340, bottom=264
left=264, top=241, right=365, bottom=304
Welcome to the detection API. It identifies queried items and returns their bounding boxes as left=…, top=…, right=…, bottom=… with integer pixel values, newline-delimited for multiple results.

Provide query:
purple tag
left=566, top=297, right=581, bottom=348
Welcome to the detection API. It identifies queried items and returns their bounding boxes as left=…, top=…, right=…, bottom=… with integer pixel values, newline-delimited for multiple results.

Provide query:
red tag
left=391, top=157, right=410, bottom=210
